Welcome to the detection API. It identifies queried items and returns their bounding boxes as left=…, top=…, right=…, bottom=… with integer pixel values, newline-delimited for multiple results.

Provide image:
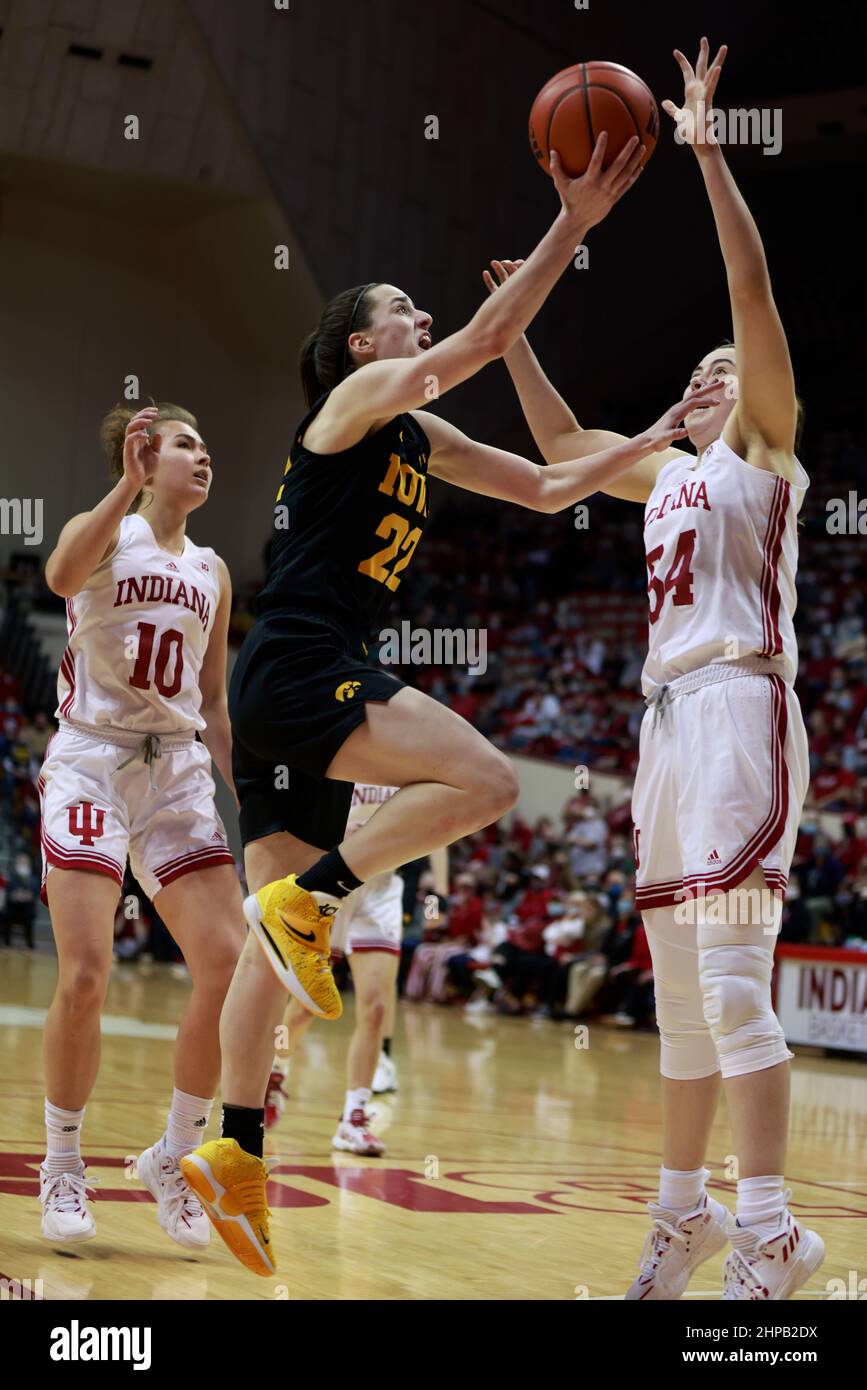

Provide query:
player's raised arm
left=45, top=406, right=159, bottom=597
left=308, top=136, right=645, bottom=452
left=481, top=259, right=687, bottom=504
left=422, top=380, right=721, bottom=511
left=663, top=37, right=798, bottom=467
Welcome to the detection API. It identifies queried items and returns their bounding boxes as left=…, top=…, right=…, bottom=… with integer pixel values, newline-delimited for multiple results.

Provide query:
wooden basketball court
left=1, top=948, right=864, bottom=1301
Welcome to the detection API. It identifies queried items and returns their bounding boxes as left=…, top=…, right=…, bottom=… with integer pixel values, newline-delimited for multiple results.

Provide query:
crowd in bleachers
left=0, top=666, right=46, bottom=946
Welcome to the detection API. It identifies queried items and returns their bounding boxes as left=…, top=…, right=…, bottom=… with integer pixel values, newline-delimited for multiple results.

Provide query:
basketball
left=529, top=61, right=659, bottom=178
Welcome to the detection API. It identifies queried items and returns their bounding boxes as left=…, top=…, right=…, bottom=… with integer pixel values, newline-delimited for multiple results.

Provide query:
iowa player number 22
left=359, top=515, right=422, bottom=593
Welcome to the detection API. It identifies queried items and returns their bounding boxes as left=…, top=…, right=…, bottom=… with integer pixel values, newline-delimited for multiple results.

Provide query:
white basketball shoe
left=332, top=1108, right=386, bottom=1156
left=372, top=1052, right=398, bottom=1094
left=137, top=1138, right=210, bottom=1249
left=625, top=1193, right=730, bottom=1299
left=722, top=1200, right=825, bottom=1300
left=39, top=1163, right=98, bottom=1242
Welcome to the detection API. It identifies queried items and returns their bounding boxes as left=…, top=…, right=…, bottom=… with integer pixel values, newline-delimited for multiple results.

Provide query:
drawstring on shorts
left=113, top=733, right=163, bottom=791
left=648, top=683, right=670, bottom=735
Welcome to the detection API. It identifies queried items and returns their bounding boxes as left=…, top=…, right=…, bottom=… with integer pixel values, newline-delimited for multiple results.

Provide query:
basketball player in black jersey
left=180, top=134, right=722, bottom=1277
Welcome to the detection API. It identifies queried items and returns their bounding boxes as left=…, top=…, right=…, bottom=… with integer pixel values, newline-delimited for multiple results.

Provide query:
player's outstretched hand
left=662, top=35, right=728, bottom=157
left=482, top=258, right=525, bottom=296
left=550, top=135, right=646, bottom=233
left=644, top=381, right=723, bottom=449
left=123, top=407, right=160, bottom=491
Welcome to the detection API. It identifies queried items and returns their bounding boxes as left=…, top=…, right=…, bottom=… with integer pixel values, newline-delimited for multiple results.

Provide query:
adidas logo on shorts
left=706, top=848, right=721, bottom=864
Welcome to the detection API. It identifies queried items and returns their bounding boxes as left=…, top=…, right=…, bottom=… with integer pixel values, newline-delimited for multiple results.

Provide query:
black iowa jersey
left=257, top=394, right=432, bottom=638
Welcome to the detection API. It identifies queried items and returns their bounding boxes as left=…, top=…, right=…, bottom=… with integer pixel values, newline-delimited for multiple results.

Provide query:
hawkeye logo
left=335, top=681, right=362, bottom=703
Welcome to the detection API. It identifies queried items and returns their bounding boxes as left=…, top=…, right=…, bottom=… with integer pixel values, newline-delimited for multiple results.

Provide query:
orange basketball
left=529, top=61, right=659, bottom=178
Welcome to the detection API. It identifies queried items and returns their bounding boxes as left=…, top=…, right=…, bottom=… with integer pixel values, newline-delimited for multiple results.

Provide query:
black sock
left=297, top=848, right=363, bottom=900
left=381, top=1037, right=392, bottom=1058
left=222, top=1104, right=264, bottom=1159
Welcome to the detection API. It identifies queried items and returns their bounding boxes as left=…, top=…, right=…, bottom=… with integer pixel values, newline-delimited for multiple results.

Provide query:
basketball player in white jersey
left=486, top=39, right=824, bottom=1300
left=38, top=403, right=244, bottom=1251
left=264, top=784, right=449, bottom=1154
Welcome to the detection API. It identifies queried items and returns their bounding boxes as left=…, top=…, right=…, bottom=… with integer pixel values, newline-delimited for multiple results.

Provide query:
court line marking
left=0, top=1005, right=176, bottom=1040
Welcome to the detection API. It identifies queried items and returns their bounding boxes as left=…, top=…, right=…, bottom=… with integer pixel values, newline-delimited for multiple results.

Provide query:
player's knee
left=477, top=753, right=519, bottom=819
left=357, top=993, right=386, bottom=1034
left=698, top=944, right=785, bottom=1074
left=56, top=960, right=109, bottom=1013
left=196, top=936, right=243, bottom=988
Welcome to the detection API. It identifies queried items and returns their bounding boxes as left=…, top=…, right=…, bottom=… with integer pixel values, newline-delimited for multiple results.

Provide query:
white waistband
left=644, top=658, right=784, bottom=705
left=59, top=717, right=196, bottom=750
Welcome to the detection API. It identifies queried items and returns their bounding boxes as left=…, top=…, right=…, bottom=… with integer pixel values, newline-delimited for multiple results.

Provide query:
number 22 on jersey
left=358, top=452, right=428, bottom=593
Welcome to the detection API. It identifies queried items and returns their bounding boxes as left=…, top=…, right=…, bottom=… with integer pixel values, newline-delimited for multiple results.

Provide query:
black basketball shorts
left=228, top=612, right=406, bottom=849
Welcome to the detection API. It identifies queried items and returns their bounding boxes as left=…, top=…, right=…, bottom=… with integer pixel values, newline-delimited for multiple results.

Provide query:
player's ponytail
left=298, top=282, right=379, bottom=408
left=99, top=400, right=198, bottom=513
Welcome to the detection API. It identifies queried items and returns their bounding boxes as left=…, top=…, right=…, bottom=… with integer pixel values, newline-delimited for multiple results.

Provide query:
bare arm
left=197, top=557, right=237, bottom=806
left=312, top=137, right=646, bottom=451
left=45, top=406, right=158, bottom=597
left=663, top=39, right=798, bottom=465
left=422, top=381, right=719, bottom=511
left=482, top=259, right=685, bottom=504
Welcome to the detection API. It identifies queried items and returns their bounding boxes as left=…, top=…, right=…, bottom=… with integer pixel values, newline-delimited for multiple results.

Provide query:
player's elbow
left=536, top=478, right=578, bottom=514
left=44, top=557, right=76, bottom=598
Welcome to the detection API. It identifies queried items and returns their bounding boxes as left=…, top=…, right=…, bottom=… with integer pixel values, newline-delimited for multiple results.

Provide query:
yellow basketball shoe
left=180, top=1139, right=274, bottom=1278
left=243, top=875, right=343, bottom=1019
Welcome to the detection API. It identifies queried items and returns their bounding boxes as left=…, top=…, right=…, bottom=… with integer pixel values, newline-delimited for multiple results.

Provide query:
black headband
left=342, top=282, right=377, bottom=376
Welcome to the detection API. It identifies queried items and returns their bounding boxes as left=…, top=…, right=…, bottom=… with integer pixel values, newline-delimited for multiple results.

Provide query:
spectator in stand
left=490, top=865, right=559, bottom=1013
left=566, top=801, right=609, bottom=881
left=810, top=748, right=859, bottom=811
left=561, top=893, right=614, bottom=1017
left=778, top=881, right=812, bottom=944
left=532, top=893, right=588, bottom=1017
left=837, top=816, right=867, bottom=879
left=404, top=871, right=483, bottom=1002
left=839, top=870, right=867, bottom=942
left=3, top=851, right=39, bottom=949
left=796, top=835, right=846, bottom=900
left=20, top=710, right=53, bottom=761
left=795, top=835, right=847, bottom=937
left=600, top=919, right=655, bottom=1029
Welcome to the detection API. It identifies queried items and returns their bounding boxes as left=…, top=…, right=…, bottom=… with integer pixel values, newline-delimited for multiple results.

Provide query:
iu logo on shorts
left=68, top=802, right=106, bottom=846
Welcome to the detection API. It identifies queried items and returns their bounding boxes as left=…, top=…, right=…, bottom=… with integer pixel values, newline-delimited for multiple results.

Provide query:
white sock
left=44, top=1098, right=86, bottom=1176
left=343, top=1087, right=371, bottom=1123
left=658, top=1165, right=710, bottom=1214
left=164, top=1088, right=214, bottom=1159
left=736, top=1174, right=786, bottom=1233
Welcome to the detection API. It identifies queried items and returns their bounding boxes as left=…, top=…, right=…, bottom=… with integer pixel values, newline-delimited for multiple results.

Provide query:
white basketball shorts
left=38, top=721, right=235, bottom=904
left=330, top=870, right=404, bottom=958
left=632, top=664, right=808, bottom=912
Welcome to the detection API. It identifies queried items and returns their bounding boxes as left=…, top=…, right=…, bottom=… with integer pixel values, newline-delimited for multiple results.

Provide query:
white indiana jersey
left=55, top=513, right=221, bottom=735
left=346, top=783, right=399, bottom=834
left=640, top=437, right=808, bottom=697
